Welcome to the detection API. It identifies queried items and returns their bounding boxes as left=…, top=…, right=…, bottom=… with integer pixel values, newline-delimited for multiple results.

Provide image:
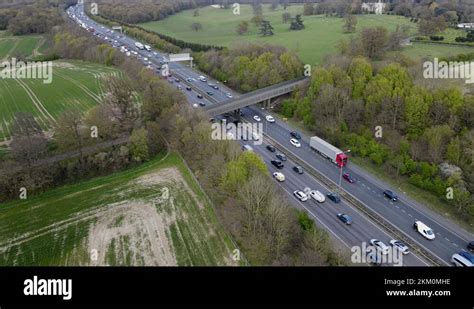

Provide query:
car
left=468, top=241, right=474, bottom=252
left=226, top=93, right=233, bottom=99
left=271, top=160, right=284, bottom=169
left=212, top=85, right=219, bottom=90
left=290, top=131, right=301, bottom=139
left=366, top=251, right=383, bottom=266
left=186, top=78, right=193, bottom=82
left=293, top=190, right=308, bottom=202
left=276, top=153, right=287, bottom=161
left=383, top=190, right=399, bottom=201
left=174, top=78, right=180, bottom=83
left=192, top=103, right=198, bottom=108
left=370, top=239, right=390, bottom=255
left=272, top=172, right=285, bottom=182
left=459, top=250, right=474, bottom=263
left=389, top=240, right=409, bottom=255
left=293, top=166, right=304, bottom=174
left=199, top=102, right=206, bottom=107
left=290, top=138, right=301, bottom=148
left=197, top=94, right=203, bottom=99
left=266, top=115, right=275, bottom=123
left=186, top=86, right=192, bottom=91
left=309, top=190, right=325, bottom=203
left=343, top=173, right=355, bottom=183
left=337, top=213, right=353, bottom=225
left=266, top=145, right=276, bottom=152
left=177, top=85, right=182, bottom=90
left=451, top=253, right=474, bottom=267
left=242, top=145, right=253, bottom=152
left=206, top=91, right=214, bottom=96
left=326, top=192, right=341, bottom=203
left=413, top=221, right=435, bottom=240
left=253, top=115, right=261, bottom=122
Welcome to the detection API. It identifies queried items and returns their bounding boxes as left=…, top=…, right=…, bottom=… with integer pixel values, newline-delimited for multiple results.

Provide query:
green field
left=0, top=34, right=46, bottom=60
left=140, top=4, right=473, bottom=65
left=0, top=60, right=120, bottom=141
left=0, top=153, right=238, bottom=266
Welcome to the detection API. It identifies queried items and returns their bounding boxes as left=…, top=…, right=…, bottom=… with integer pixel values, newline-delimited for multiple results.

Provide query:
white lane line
left=453, top=243, right=458, bottom=247
left=408, top=213, right=413, bottom=217
left=395, top=205, right=400, bottom=209
left=401, top=209, right=406, bottom=213
left=445, top=237, right=450, bottom=242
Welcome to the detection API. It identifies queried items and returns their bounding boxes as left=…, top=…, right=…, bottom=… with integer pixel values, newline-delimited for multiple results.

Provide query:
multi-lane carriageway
left=69, top=3, right=473, bottom=266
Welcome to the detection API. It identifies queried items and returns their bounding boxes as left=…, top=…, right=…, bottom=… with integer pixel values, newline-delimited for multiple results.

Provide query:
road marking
left=401, top=209, right=406, bottom=213
left=453, top=243, right=458, bottom=247
left=408, top=213, right=413, bottom=217
left=395, top=205, right=399, bottom=209
left=445, top=237, right=450, bottom=242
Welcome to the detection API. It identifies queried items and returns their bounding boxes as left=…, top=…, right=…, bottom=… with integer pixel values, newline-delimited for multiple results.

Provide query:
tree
left=303, top=2, right=314, bottom=15
left=282, top=12, right=291, bottom=23
left=360, top=27, right=388, bottom=60
left=236, top=21, right=249, bottom=35
left=422, top=125, right=454, bottom=163
left=9, top=112, right=48, bottom=169
left=343, top=13, right=357, bottom=33
left=418, top=16, right=447, bottom=36
left=259, top=20, right=274, bottom=36
left=102, top=75, right=139, bottom=133
left=193, top=8, right=199, bottom=17
left=191, top=22, right=203, bottom=32
left=251, top=15, right=263, bottom=27
left=54, top=109, right=87, bottom=161
left=289, top=15, right=304, bottom=30
left=282, top=0, right=289, bottom=10
left=270, top=0, right=279, bottom=11
left=129, top=128, right=149, bottom=162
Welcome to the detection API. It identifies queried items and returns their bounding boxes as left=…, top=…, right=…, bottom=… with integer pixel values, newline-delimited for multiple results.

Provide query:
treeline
left=194, top=42, right=303, bottom=92
left=160, top=98, right=346, bottom=265
left=279, top=58, right=474, bottom=223
left=0, top=4, right=63, bottom=35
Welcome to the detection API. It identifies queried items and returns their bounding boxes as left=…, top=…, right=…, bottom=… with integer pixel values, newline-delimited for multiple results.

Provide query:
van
left=451, top=253, right=473, bottom=267
left=242, top=145, right=253, bottom=152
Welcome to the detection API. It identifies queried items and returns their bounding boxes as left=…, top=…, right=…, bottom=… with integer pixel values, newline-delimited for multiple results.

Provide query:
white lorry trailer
left=310, top=136, right=348, bottom=167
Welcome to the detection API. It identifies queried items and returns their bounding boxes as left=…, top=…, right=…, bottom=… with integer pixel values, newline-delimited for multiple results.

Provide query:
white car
left=293, top=190, right=308, bottom=202
left=389, top=239, right=409, bottom=255
left=309, top=190, right=325, bottom=203
left=226, top=93, right=233, bottom=99
left=451, top=253, right=473, bottom=267
left=369, top=239, right=390, bottom=255
left=414, top=221, right=435, bottom=240
left=266, top=115, right=275, bottom=123
left=253, top=115, right=261, bottom=122
left=192, top=103, right=198, bottom=108
left=272, top=172, right=285, bottom=182
left=290, top=138, right=301, bottom=148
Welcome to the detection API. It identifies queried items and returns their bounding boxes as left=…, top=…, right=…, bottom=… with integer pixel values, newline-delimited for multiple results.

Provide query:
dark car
left=266, top=145, right=276, bottom=152
left=271, top=160, right=284, bottom=169
left=290, top=131, right=301, bottom=139
left=459, top=250, right=474, bottom=263
left=207, top=91, right=214, bottom=96
left=343, top=173, right=355, bottom=183
left=383, top=190, right=399, bottom=201
left=337, top=213, right=352, bottom=225
left=199, top=102, right=206, bottom=107
left=293, top=166, right=304, bottom=174
left=327, top=192, right=341, bottom=203
left=197, top=94, right=203, bottom=99
left=276, top=153, right=287, bottom=161
left=186, top=86, right=192, bottom=91
left=468, top=241, right=474, bottom=252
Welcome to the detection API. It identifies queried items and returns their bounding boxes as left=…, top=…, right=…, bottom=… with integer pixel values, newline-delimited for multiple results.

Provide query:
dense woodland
left=279, top=58, right=473, bottom=222
left=194, top=42, right=303, bottom=92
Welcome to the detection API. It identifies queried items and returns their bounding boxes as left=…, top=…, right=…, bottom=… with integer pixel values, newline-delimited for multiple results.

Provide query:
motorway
left=69, top=4, right=473, bottom=266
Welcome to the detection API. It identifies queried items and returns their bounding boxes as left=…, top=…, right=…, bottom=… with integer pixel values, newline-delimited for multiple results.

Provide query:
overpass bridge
left=204, top=77, right=309, bottom=116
